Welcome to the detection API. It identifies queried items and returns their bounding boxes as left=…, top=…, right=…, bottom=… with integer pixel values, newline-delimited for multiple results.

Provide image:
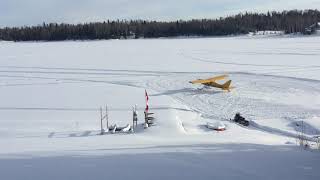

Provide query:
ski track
left=180, top=50, right=320, bottom=68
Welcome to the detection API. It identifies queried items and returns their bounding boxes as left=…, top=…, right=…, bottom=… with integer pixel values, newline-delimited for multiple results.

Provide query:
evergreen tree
left=0, top=9, right=319, bottom=41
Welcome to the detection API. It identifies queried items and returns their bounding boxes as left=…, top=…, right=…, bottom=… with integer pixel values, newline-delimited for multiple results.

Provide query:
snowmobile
left=232, top=113, right=249, bottom=126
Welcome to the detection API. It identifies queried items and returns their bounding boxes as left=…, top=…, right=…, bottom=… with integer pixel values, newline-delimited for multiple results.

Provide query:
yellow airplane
left=189, top=74, right=233, bottom=92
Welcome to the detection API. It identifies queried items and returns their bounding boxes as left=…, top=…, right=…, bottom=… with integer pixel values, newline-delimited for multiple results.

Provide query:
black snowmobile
left=232, top=113, right=249, bottom=126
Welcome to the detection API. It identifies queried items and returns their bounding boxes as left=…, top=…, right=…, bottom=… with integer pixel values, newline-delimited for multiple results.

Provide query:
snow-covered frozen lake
left=0, top=36, right=320, bottom=180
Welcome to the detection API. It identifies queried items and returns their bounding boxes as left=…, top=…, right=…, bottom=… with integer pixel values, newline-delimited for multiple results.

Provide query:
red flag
left=145, top=89, right=149, bottom=112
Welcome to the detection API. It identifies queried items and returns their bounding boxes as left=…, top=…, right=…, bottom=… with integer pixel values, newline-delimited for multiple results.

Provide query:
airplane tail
left=222, top=80, right=232, bottom=89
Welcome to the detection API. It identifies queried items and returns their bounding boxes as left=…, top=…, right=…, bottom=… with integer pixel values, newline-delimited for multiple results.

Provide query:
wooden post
left=132, top=106, right=135, bottom=129
left=144, top=110, right=147, bottom=128
left=132, top=105, right=138, bottom=129
left=100, top=107, right=104, bottom=134
left=106, top=105, right=109, bottom=130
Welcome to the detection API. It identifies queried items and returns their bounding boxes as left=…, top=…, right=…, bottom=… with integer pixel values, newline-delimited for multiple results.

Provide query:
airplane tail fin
left=222, top=80, right=232, bottom=89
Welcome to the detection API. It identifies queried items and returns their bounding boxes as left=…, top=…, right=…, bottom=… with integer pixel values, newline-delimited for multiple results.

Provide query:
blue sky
left=0, top=0, right=319, bottom=27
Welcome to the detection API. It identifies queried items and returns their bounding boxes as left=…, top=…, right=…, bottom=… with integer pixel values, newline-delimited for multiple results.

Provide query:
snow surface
left=0, top=36, right=320, bottom=180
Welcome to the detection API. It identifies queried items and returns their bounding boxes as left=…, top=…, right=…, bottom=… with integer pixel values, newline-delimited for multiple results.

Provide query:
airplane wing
left=206, top=74, right=228, bottom=81
left=190, top=75, right=228, bottom=84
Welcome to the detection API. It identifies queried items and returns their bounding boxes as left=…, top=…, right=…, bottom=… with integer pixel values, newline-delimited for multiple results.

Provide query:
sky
left=0, top=0, right=319, bottom=27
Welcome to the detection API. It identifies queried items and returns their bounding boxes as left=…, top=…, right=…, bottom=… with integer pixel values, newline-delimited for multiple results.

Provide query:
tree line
left=0, top=9, right=319, bottom=41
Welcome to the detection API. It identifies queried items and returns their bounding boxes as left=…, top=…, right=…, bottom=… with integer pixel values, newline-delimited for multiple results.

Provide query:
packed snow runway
left=0, top=36, right=320, bottom=179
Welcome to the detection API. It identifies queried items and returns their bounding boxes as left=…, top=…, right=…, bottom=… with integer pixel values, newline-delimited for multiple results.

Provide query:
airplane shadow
left=151, top=88, right=223, bottom=96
